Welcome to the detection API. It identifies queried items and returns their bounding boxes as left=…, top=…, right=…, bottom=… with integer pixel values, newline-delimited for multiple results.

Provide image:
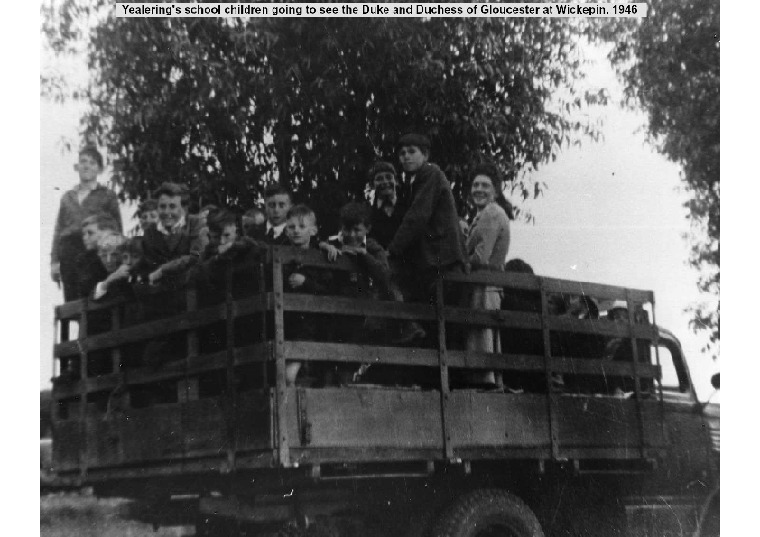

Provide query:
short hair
left=397, top=133, right=431, bottom=154
left=137, top=199, right=158, bottom=215
left=207, top=209, right=239, bottom=234
left=82, top=213, right=120, bottom=233
left=286, top=204, right=316, bottom=224
left=504, top=259, right=534, bottom=274
left=368, top=161, right=396, bottom=181
left=339, top=202, right=371, bottom=228
left=264, top=183, right=293, bottom=201
left=79, top=145, right=104, bottom=168
left=153, top=182, right=190, bottom=206
left=97, top=233, right=129, bottom=253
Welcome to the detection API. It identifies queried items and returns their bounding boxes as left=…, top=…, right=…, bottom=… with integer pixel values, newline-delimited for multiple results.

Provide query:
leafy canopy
left=606, top=0, right=719, bottom=351
left=42, top=1, right=602, bottom=233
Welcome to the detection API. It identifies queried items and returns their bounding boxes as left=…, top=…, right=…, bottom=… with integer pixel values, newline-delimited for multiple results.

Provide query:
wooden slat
left=282, top=294, right=437, bottom=321
left=540, top=277, right=653, bottom=303
left=444, top=306, right=542, bottom=330
left=444, top=270, right=540, bottom=291
left=54, top=303, right=228, bottom=357
left=272, top=251, right=290, bottom=467
left=273, top=246, right=355, bottom=271
left=448, top=393, right=550, bottom=448
left=436, top=279, right=453, bottom=460
left=283, top=341, right=439, bottom=367
left=52, top=343, right=272, bottom=399
left=547, top=316, right=657, bottom=339
left=446, top=350, right=660, bottom=378
left=285, top=388, right=442, bottom=450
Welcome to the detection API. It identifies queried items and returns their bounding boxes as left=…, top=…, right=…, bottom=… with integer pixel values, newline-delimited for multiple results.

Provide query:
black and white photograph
left=38, top=2, right=720, bottom=536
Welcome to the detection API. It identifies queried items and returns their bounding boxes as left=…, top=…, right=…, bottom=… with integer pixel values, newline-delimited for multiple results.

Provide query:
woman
left=464, top=163, right=511, bottom=386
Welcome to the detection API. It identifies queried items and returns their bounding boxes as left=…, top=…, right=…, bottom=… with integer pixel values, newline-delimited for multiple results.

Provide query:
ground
left=41, top=491, right=193, bottom=537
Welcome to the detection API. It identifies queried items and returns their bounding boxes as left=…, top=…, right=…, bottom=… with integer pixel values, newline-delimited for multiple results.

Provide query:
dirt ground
left=40, top=491, right=193, bottom=537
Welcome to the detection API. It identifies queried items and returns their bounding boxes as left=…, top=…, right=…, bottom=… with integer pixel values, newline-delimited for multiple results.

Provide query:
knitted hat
left=368, top=161, right=397, bottom=180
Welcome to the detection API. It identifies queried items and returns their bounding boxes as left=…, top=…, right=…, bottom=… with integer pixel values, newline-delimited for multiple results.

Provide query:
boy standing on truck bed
left=282, top=205, right=333, bottom=384
left=387, top=133, right=465, bottom=305
left=321, top=201, right=393, bottom=347
left=137, top=182, right=204, bottom=286
left=76, top=214, right=121, bottom=299
left=50, top=146, right=123, bottom=302
left=249, top=183, right=293, bottom=245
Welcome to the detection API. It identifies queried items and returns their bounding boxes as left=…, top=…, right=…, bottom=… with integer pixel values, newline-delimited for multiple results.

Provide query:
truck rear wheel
left=431, top=489, right=544, bottom=537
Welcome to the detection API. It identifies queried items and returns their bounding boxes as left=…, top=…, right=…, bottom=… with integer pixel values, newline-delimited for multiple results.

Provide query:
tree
left=42, top=0, right=602, bottom=234
left=605, top=0, right=720, bottom=352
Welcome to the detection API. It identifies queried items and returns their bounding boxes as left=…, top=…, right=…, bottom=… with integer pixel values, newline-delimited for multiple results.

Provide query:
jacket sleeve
left=467, top=204, right=503, bottom=267
left=360, top=240, right=391, bottom=284
left=387, top=169, right=443, bottom=257
left=51, top=198, right=65, bottom=264
left=107, top=191, right=123, bottom=233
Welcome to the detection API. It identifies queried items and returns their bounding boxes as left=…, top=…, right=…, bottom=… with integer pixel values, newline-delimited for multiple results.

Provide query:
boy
left=368, top=161, right=407, bottom=250
left=387, top=133, right=465, bottom=306
left=242, top=207, right=267, bottom=239
left=282, top=205, right=332, bottom=384
left=257, top=184, right=293, bottom=245
left=51, top=146, right=122, bottom=301
left=137, top=199, right=159, bottom=234
left=91, top=234, right=134, bottom=301
left=137, top=182, right=203, bottom=286
left=322, top=201, right=392, bottom=301
left=76, top=214, right=121, bottom=299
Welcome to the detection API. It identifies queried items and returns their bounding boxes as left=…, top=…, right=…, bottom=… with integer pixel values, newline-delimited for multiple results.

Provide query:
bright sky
left=38, top=37, right=718, bottom=400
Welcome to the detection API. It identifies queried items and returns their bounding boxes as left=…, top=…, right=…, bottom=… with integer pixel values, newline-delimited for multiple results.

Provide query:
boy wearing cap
left=387, top=133, right=465, bottom=306
left=368, top=161, right=407, bottom=250
left=51, top=146, right=123, bottom=301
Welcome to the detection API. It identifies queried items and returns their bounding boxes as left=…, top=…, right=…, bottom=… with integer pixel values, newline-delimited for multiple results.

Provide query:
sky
left=37, top=36, right=718, bottom=399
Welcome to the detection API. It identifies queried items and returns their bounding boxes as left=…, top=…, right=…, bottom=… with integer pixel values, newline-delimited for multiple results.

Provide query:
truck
left=48, top=246, right=720, bottom=537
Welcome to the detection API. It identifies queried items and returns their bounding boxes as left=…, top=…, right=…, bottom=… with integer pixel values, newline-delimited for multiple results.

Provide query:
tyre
left=431, top=489, right=544, bottom=537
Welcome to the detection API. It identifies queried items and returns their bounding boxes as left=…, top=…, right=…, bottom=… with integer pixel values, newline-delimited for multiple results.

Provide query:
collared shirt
left=76, top=181, right=98, bottom=204
left=266, top=222, right=286, bottom=239
left=375, top=194, right=398, bottom=217
left=157, top=215, right=187, bottom=236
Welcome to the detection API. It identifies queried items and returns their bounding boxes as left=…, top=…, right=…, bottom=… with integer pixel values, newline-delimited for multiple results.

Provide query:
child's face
left=266, top=194, right=293, bottom=226
left=82, top=223, right=105, bottom=251
left=286, top=215, right=317, bottom=249
left=98, top=246, right=124, bottom=274
left=139, top=210, right=159, bottom=230
left=220, top=224, right=237, bottom=246
left=341, top=223, right=369, bottom=247
left=373, top=172, right=397, bottom=199
left=398, top=145, right=427, bottom=174
left=75, top=153, right=102, bottom=183
left=157, top=194, right=185, bottom=228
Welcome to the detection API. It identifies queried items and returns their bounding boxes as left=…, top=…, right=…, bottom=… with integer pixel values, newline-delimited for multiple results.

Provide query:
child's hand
left=342, top=245, right=367, bottom=256
left=323, top=244, right=341, bottom=262
left=108, top=264, right=131, bottom=283
left=148, top=268, right=163, bottom=285
left=288, top=273, right=306, bottom=289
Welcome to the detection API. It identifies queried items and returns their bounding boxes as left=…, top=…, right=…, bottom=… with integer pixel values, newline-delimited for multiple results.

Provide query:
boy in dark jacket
left=282, top=205, right=333, bottom=384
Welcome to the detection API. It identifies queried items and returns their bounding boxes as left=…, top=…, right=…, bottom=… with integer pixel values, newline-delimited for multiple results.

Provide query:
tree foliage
left=42, top=0, right=602, bottom=233
left=605, top=0, right=719, bottom=351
